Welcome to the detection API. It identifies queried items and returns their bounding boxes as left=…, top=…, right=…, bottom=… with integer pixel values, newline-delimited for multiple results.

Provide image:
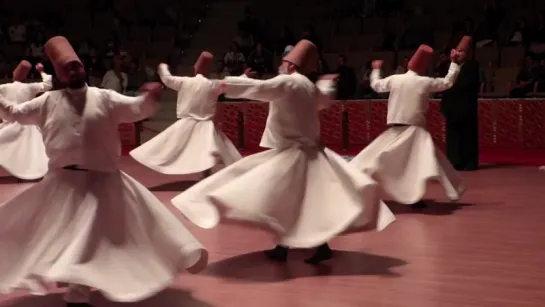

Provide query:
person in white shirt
left=130, top=51, right=242, bottom=178
left=0, top=36, right=208, bottom=307
left=100, top=56, right=128, bottom=93
left=350, top=45, right=465, bottom=209
left=172, top=40, right=395, bottom=264
left=0, top=60, right=52, bottom=180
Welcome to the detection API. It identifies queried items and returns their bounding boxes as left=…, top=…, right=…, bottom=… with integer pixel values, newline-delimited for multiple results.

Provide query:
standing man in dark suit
left=441, top=36, right=481, bottom=171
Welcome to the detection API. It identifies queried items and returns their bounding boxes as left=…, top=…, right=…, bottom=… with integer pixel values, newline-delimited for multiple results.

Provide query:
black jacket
left=440, top=60, right=480, bottom=121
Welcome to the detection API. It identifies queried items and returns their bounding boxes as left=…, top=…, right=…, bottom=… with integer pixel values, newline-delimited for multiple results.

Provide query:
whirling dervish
left=0, top=36, right=208, bottom=307
left=130, top=51, right=242, bottom=178
left=350, top=43, right=466, bottom=208
left=172, top=39, right=395, bottom=264
left=0, top=60, right=52, bottom=180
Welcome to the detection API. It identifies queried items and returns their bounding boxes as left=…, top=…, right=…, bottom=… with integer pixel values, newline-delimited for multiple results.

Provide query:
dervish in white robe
left=350, top=45, right=466, bottom=208
left=130, top=52, right=241, bottom=178
left=0, top=36, right=207, bottom=307
left=172, top=40, right=395, bottom=264
left=0, top=61, right=52, bottom=180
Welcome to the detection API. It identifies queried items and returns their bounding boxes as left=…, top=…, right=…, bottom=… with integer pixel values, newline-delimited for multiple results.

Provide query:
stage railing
left=122, top=99, right=545, bottom=150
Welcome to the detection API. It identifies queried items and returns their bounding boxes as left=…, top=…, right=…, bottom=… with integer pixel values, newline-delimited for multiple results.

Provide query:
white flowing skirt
left=130, top=118, right=242, bottom=175
left=350, top=126, right=465, bottom=204
left=0, top=122, right=48, bottom=180
left=172, top=146, right=395, bottom=249
left=0, top=169, right=207, bottom=302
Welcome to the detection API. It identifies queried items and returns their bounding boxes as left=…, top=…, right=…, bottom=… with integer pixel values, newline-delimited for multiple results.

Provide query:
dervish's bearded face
left=62, top=61, right=86, bottom=89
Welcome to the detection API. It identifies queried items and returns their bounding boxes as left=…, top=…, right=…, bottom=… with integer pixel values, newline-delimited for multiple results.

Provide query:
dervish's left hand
left=318, top=74, right=339, bottom=82
left=450, top=49, right=463, bottom=64
left=35, top=63, right=44, bottom=73
left=140, top=82, right=164, bottom=100
left=244, top=68, right=257, bottom=78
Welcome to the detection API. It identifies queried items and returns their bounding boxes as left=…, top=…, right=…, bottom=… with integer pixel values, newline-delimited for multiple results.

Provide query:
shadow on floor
left=386, top=199, right=474, bottom=216
left=205, top=249, right=407, bottom=282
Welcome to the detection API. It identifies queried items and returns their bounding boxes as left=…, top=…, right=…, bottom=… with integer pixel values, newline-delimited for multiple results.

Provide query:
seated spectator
left=335, top=54, right=357, bottom=100
left=104, top=41, right=117, bottom=58
left=126, top=59, right=147, bottom=92
left=224, top=42, right=246, bottom=75
left=395, top=56, right=409, bottom=74
left=509, top=55, right=543, bottom=97
left=507, top=18, right=530, bottom=46
left=101, top=56, right=128, bottom=93
left=86, top=55, right=106, bottom=87
left=247, top=42, right=273, bottom=77
left=357, top=61, right=375, bottom=99
left=143, top=56, right=159, bottom=82
left=78, top=40, right=92, bottom=58
left=8, top=18, right=26, bottom=43
left=29, top=33, right=45, bottom=64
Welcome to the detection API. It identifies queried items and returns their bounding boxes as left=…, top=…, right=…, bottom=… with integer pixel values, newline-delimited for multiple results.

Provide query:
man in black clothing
left=335, top=54, right=357, bottom=100
left=441, top=36, right=481, bottom=171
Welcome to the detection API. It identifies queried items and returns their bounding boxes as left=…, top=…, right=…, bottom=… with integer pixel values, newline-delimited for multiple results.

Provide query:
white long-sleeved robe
left=129, top=64, right=241, bottom=175
left=172, top=72, right=395, bottom=249
left=0, top=73, right=52, bottom=179
left=350, top=63, right=466, bottom=204
left=0, top=85, right=207, bottom=302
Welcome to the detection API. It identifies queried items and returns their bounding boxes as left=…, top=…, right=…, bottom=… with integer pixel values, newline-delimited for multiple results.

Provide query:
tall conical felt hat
left=408, top=44, right=433, bottom=75
left=282, top=39, right=319, bottom=73
left=13, top=60, right=32, bottom=82
left=194, top=51, right=214, bottom=75
left=456, top=36, right=472, bottom=52
left=44, top=36, right=83, bottom=80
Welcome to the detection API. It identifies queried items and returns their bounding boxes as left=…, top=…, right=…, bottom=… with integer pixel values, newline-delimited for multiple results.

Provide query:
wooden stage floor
left=1, top=158, right=544, bottom=307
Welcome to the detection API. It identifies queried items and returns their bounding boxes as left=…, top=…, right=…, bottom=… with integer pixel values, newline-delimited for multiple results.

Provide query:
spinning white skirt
left=0, top=122, right=48, bottom=180
left=172, top=146, right=395, bottom=248
left=130, top=118, right=242, bottom=175
left=350, top=125, right=466, bottom=204
left=0, top=169, right=208, bottom=302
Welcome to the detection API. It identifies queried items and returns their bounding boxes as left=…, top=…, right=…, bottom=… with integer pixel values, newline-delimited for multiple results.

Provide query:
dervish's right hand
left=372, top=60, right=383, bottom=70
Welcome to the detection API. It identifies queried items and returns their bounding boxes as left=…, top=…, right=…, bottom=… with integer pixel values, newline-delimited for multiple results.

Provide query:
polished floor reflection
left=1, top=159, right=544, bottom=307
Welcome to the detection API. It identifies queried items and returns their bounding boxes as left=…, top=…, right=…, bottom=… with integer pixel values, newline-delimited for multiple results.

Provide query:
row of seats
left=320, top=46, right=529, bottom=72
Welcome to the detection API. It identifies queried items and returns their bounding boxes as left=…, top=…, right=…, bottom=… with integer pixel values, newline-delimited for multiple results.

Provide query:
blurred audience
left=509, top=55, right=544, bottom=97
left=224, top=42, right=246, bottom=75
left=246, top=42, right=273, bottom=77
left=0, top=0, right=544, bottom=99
